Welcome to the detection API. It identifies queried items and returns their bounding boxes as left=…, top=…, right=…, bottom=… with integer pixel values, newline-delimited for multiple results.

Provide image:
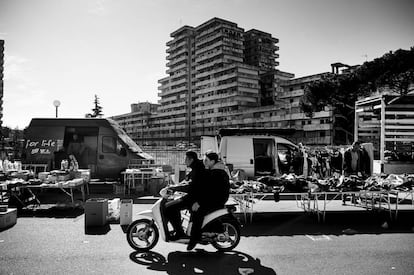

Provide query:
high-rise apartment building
left=112, top=18, right=349, bottom=147
left=156, top=18, right=268, bottom=142
left=244, top=29, right=279, bottom=73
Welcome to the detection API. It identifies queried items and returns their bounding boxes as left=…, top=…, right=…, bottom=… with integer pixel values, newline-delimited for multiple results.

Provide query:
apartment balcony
left=158, top=95, right=187, bottom=105
left=195, top=49, right=223, bottom=63
left=157, top=108, right=187, bottom=117
left=196, top=40, right=225, bottom=55
left=195, top=92, right=238, bottom=104
left=159, top=85, right=188, bottom=97
left=303, top=124, right=332, bottom=131
left=196, top=82, right=238, bottom=96
left=170, top=77, right=187, bottom=86
left=195, top=64, right=236, bottom=79
left=167, top=47, right=187, bottom=60
left=279, top=90, right=304, bottom=98
left=158, top=80, right=172, bottom=89
left=166, top=63, right=188, bottom=74
left=238, top=86, right=260, bottom=94
left=166, top=55, right=188, bottom=67
left=166, top=40, right=189, bottom=53
left=197, top=25, right=223, bottom=39
left=195, top=100, right=239, bottom=112
left=195, top=72, right=237, bottom=87
left=195, top=32, right=223, bottom=48
left=171, top=70, right=187, bottom=79
left=162, top=101, right=187, bottom=109
left=195, top=59, right=223, bottom=72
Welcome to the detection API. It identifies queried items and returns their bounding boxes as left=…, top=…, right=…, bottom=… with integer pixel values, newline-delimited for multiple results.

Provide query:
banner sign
left=25, top=139, right=64, bottom=155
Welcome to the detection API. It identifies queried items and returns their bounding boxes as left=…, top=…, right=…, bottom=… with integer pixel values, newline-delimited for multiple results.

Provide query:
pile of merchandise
left=229, top=173, right=414, bottom=194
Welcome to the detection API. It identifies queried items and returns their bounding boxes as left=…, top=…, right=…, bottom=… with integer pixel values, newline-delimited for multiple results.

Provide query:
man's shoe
left=186, top=240, right=197, bottom=251
left=170, top=232, right=187, bottom=241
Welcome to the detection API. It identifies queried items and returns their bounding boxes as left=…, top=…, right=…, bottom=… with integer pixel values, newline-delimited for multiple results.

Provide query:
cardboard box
left=120, top=199, right=133, bottom=226
left=57, top=174, right=70, bottom=181
left=78, top=169, right=91, bottom=182
left=84, top=198, right=108, bottom=227
left=0, top=208, right=17, bottom=229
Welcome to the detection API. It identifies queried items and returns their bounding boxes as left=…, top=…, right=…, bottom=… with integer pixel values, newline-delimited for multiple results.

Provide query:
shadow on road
left=240, top=210, right=414, bottom=237
left=129, top=250, right=276, bottom=275
left=16, top=204, right=85, bottom=219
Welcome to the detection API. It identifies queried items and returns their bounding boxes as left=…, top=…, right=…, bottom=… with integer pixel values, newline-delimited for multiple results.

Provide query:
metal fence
left=143, top=147, right=201, bottom=168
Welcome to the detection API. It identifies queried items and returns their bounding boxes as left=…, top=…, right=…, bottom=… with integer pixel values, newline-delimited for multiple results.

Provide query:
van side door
left=223, top=137, right=254, bottom=177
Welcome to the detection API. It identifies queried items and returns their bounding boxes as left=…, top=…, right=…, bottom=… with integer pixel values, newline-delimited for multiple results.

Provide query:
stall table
left=122, top=169, right=155, bottom=194
left=2, top=178, right=89, bottom=208
left=230, top=189, right=414, bottom=223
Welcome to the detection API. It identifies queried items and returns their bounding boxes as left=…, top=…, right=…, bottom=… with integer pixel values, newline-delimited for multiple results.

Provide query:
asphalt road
left=1, top=203, right=414, bottom=275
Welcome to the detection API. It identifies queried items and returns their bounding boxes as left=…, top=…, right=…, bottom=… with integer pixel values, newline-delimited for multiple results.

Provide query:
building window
left=320, top=131, right=326, bottom=137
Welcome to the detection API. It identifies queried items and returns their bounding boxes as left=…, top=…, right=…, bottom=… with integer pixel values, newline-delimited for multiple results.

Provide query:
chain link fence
left=143, top=147, right=201, bottom=169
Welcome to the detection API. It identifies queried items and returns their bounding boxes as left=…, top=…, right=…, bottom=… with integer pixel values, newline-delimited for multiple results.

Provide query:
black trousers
left=164, top=198, right=192, bottom=236
left=189, top=205, right=221, bottom=244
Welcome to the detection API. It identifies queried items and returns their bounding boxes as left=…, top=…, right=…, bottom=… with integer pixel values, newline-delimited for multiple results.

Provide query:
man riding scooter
left=164, top=151, right=207, bottom=248
left=187, top=151, right=230, bottom=250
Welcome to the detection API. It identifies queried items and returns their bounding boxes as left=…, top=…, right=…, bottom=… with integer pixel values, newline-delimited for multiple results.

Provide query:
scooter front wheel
left=126, top=219, right=159, bottom=251
left=211, top=219, right=241, bottom=252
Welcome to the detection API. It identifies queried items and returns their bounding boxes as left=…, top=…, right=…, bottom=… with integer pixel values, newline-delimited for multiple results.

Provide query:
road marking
left=0, top=239, right=4, bottom=243
left=306, top=235, right=331, bottom=241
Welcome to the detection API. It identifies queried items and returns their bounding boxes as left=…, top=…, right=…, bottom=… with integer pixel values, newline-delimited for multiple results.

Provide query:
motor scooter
left=126, top=187, right=241, bottom=252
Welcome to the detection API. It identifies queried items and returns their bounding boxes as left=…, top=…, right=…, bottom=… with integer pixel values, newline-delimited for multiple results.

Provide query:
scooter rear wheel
left=211, top=219, right=241, bottom=252
left=126, top=219, right=159, bottom=251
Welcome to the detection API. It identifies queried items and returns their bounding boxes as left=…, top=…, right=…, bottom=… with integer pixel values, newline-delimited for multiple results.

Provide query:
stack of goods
left=228, top=173, right=414, bottom=194
left=363, top=174, right=414, bottom=192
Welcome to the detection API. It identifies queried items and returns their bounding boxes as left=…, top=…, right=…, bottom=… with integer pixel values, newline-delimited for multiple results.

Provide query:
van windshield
left=107, top=119, right=143, bottom=153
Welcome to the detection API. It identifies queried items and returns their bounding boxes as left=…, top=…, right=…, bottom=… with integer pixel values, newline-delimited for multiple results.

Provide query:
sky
left=0, top=0, right=413, bottom=129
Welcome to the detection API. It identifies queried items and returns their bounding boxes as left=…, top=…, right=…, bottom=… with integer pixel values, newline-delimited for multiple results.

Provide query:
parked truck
left=23, top=118, right=153, bottom=179
left=355, top=92, right=414, bottom=174
left=201, top=128, right=297, bottom=178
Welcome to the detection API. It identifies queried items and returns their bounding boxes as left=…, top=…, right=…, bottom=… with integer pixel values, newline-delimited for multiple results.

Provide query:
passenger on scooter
left=164, top=151, right=207, bottom=241
left=186, top=151, right=230, bottom=250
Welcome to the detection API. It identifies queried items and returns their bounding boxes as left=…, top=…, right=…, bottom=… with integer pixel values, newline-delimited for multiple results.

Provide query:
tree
left=90, top=94, right=104, bottom=118
left=300, top=47, right=414, bottom=117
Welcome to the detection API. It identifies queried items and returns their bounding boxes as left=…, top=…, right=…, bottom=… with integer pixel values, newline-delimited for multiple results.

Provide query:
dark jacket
left=292, top=151, right=312, bottom=177
left=344, top=147, right=370, bottom=176
left=201, top=162, right=230, bottom=211
left=171, top=159, right=207, bottom=205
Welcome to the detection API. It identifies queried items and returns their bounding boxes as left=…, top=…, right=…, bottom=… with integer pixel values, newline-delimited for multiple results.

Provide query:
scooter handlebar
left=159, top=187, right=173, bottom=198
left=159, top=186, right=186, bottom=199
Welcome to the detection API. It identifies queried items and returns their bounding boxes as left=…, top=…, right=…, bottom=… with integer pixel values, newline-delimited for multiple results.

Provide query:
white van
left=201, top=131, right=297, bottom=178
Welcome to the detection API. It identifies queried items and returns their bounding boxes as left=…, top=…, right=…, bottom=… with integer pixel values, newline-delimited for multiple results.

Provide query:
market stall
left=0, top=169, right=90, bottom=208
left=229, top=173, right=414, bottom=223
left=121, top=167, right=170, bottom=195
left=355, top=93, right=414, bottom=174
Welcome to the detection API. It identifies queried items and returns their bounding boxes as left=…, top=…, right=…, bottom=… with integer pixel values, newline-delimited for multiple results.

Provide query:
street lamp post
left=53, top=100, right=61, bottom=118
